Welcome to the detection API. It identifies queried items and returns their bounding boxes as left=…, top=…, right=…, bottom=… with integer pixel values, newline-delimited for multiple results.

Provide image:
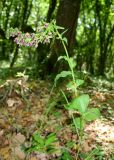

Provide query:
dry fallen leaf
left=7, top=98, right=15, bottom=107
left=0, top=147, right=10, bottom=159
left=12, top=133, right=26, bottom=145
left=82, top=140, right=92, bottom=152
left=14, top=146, right=26, bottom=160
left=30, top=158, right=38, bottom=160
left=0, top=130, right=4, bottom=137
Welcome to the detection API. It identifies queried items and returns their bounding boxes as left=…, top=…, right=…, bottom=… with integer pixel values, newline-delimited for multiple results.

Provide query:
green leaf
left=54, top=71, right=72, bottom=85
left=45, top=133, right=56, bottom=146
left=67, top=94, right=90, bottom=113
left=57, top=56, right=68, bottom=62
left=56, top=26, right=64, bottom=30
left=33, top=133, right=44, bottom=146
left=62, top=37, right=68, bottom=44
left=66, top=79, right=84, bottom=91
left=27, top=146, right=39, bottom=153
left=61, top=29, right=68, bottom=36
left=83, top=108, right=100, bottom=121
left=69, top=57, right=76, bottom=69
left=66, top=81, right=77, bottom=92
left=46, top=147, right=57, bottom=153
left=61, top=149, right=73, bottom=160
left=75, top=79, right=84, bottom=87
left=66, top=141, right=75, bottom=148
left=74, top=118, right=85, bottom=129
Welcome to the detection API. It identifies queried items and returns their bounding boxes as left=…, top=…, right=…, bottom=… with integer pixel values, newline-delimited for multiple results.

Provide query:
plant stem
left=60, top=89, right=81, bottom=160
left=55, top=28, right=77, bottom=96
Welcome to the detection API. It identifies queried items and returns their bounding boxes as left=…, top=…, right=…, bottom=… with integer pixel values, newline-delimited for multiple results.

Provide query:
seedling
left=24, top=132, right=58, bottom=154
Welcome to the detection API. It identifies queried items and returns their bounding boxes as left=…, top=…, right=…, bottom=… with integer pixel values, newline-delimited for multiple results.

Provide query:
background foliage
left=0, top=0, right=114, bottom=78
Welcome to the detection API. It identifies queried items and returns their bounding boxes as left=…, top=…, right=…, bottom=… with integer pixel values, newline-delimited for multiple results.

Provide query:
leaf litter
left=0, top=78, right=114, bottom=159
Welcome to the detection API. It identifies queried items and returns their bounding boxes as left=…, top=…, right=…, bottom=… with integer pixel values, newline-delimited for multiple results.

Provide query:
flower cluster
left=9, top=22, right=56, bottom=48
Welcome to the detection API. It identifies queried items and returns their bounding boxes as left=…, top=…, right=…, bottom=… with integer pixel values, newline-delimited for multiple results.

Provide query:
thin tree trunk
left=10, top=0, right=33, bottom=68
left=10, top=46, right=19, bottom=68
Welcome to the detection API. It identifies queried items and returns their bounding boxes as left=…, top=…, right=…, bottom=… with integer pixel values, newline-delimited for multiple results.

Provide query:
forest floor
left=0, top=77, right=114, bottom=160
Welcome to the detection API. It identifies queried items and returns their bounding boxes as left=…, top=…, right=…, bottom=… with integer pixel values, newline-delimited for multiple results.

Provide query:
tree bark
left=56, top=0, right=81, bottom=52
left=47, top=0, right=57, bottom=22
left=47, top=0, right=82, bottom=74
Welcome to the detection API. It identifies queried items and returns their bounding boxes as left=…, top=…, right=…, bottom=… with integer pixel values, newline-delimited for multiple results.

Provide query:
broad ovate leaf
left=67, top=94, right=90, bottom=113
left=83, top=108, right=100, bottom=121
left=54, top=71, right=72, bottom=85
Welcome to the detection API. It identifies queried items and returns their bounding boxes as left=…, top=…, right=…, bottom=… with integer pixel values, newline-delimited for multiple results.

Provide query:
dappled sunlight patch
left=85, top=119, right=114, bottom=155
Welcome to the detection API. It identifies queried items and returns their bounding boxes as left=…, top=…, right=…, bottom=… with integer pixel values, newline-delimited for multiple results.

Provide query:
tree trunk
left=47, top=0, right=82, bottom=74
left=47, top=0, right=57, bottom=22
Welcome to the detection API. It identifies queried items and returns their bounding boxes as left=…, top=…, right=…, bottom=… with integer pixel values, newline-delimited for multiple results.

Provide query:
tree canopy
left=0, top=0, right=114, bottom=77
